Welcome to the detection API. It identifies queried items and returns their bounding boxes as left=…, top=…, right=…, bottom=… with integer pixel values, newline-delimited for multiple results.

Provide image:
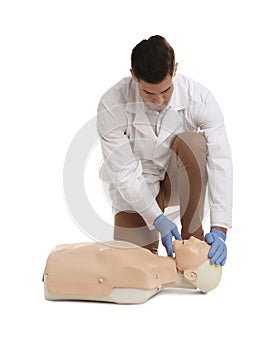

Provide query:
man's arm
left=194, top=89, right=232, bottom=265
left=96, top=101, right=162, bottom=227
left=196, top=90, right=233, bottom=231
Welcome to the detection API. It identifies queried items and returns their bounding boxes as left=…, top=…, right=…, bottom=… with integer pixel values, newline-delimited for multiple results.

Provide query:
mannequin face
left=173, top=237, right=210, bottom=281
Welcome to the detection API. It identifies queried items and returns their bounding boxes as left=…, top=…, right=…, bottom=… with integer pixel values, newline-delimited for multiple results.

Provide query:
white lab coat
left=97, top=73, right=233, bottom=229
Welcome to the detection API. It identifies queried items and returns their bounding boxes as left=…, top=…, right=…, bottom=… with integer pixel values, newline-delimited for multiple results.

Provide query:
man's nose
left=153, top=94, right=164, bottom=105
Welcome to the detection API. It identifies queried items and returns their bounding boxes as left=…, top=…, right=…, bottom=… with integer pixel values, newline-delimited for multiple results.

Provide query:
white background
left=1, top=0, right=278, bottom=349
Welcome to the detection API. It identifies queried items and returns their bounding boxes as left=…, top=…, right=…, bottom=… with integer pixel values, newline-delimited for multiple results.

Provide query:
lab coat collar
left=125, top=78, right=184, bottom=143
left=125, top=80, right=181, bottom=142
left=125, top=81, right=157, bottom=139
left=133, top=105, right=157, bottom=139
left=125, top=79, right=141, bottom=114
left=130, top=105, right=181, bottom=143
left=168, top=74, right=189, bottom=111
left=157, top=107, right=181, bottom=144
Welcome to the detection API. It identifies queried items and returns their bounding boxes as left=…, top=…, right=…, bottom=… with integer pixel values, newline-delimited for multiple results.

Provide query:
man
left=97, top=35, right=232, bottom=265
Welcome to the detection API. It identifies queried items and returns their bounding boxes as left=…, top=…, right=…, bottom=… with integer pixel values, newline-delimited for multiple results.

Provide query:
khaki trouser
left=114, top=132, right=208, bottom=254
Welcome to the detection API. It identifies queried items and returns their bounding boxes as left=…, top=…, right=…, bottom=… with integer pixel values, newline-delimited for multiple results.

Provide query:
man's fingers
left=172, top=226, right=182, bottom=241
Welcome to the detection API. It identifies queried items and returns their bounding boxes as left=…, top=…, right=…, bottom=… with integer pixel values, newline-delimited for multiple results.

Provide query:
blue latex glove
left=205, top=228, right=227, bottom=266
left=154, top=214, right=182, bottom=256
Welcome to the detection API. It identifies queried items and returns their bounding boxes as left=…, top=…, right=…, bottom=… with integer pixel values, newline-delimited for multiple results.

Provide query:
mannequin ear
left=183, top=270, right=198, bottom=281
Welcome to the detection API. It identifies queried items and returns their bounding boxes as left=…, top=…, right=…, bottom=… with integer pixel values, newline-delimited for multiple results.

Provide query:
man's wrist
left=154, top=214, right=164, bottom=226
left=211, top=226, right=227, bottom=235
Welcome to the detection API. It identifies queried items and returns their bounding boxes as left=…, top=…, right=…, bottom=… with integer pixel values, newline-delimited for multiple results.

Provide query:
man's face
left=135, top=74, right=175, bottom=109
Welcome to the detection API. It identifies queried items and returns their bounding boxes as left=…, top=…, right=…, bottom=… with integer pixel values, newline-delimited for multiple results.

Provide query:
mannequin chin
left=43, top=237, right=222, bottom=303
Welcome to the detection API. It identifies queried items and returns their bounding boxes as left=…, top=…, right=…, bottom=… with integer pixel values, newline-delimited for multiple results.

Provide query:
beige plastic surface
left=173, top=237, right=222, bottom=293
left=43, top=241, right=177, bottom=297
left=43, top=237, right=222, bottom=303
left=44, top=275, right=160, bottom=304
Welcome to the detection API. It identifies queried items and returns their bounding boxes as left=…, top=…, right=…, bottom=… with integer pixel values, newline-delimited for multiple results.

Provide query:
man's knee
left=114, top=211, right=159, bottom=253
left=172, top=131, right=207, bottom=156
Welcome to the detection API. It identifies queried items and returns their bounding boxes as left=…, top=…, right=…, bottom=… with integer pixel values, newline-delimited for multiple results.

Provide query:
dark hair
left=131, top=35, right=175, bottom=84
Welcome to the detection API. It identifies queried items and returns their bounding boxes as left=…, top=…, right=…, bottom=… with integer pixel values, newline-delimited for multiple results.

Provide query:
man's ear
left=130, top=69, right=137, bottom=81
left=173, top=62, right=178, bottom=77
left=183, top=269, right=198, bottom=281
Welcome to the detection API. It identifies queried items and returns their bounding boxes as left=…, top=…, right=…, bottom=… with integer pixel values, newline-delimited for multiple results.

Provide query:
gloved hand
left=154, top=214, right=182, bottom=256
left=204, top=228, right=227, bottom=266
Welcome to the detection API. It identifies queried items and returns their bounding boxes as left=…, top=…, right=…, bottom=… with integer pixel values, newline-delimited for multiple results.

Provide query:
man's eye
left=162, top=88, right=170, bottom=94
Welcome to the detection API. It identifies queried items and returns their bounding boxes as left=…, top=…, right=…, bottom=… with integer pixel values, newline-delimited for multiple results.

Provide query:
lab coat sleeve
left=195, top=91, right=233, bottom=228
left=97, top=102, right=162, bottom=227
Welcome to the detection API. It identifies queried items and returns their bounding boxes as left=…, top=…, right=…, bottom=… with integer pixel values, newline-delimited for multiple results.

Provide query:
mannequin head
left=173, top=237, right=222, bottom=293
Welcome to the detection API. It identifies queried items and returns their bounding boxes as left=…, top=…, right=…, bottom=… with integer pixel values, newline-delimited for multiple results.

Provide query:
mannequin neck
left=162, top=270, right=197, bottom=290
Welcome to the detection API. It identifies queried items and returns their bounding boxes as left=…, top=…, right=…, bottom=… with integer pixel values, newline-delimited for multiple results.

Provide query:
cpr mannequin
left=43, top=237, right=222, bottom=304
